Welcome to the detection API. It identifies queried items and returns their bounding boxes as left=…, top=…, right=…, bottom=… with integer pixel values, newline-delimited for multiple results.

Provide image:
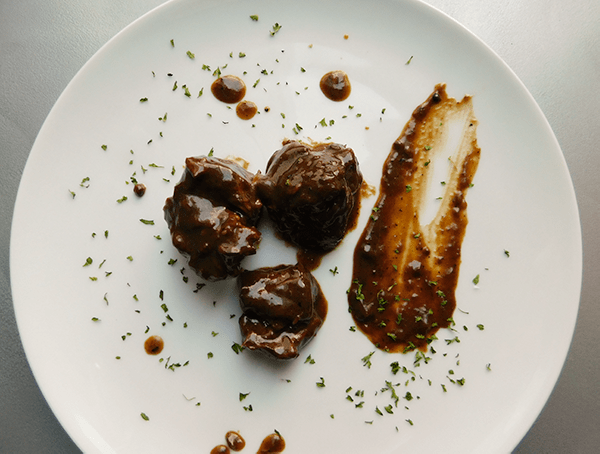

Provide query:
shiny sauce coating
left=348, top=84, right=480, bottom=352
left=238, top=264, right=327, bottom=360
left=163, top=156, right=262, bottom=281
left=257, top=140, right=363, bottom=257
left=319, top=70, right=351, bottom=101
left=211, top=75, right=246, bottom=104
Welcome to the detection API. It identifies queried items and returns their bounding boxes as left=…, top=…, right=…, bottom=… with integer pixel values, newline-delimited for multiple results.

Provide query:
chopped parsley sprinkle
left=186, top=50, right=195, bottom=59
left=316, top=377, right=326, bottom=388
left=269, top=23, right=282, bottom=36
left=361, top=351, right=375, bottom=369
left=231, top=342, right=245, bottom=354
left=250, top=15, right=259, bottom=21
left=140, top=412, right=149, bottom=421
left=473, top=274, right=480, bottom=285
left=139, top=219, right=155, bottom=225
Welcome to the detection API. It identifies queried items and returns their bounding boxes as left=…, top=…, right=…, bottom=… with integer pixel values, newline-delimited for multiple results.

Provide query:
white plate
left=11, top=0, right=582, bottom=452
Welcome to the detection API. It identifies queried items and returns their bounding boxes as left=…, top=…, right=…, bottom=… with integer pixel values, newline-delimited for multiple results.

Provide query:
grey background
left=1, top=0, right=598, bottom=452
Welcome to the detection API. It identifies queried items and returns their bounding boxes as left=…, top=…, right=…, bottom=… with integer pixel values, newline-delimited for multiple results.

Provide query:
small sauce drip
left=133, top=183, right=146, bottom=197
left=225, top=431, right=246, bottom=451
left=348, top=84, right=480, bottom=353
left=258, top=432, right=285, bottom=453
left=360, top=180, right=376, bottom=199
left=211, top=75, right=246, bottom=103
left=236, top=100, right=258, bottom=120
left=319, top=70, right=351, bottom=101
left=210, top=445, right=230, bottom=454
left=144, top=335, right=164, bottom=355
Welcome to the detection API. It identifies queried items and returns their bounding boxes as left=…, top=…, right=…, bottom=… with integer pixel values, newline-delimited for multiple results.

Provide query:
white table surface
left=1, top=0, right=598, bottom=452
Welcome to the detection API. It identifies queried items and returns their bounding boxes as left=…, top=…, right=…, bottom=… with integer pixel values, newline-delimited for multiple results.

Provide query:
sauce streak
left=225, top=431, right=246, bottom=451
left=211, top=75, right=246, bottom=104
left=144, top=335, right=164, bottom=355
left=258, top=432, right=286, bottom=453
left=348, top=84, right=480, bottom=352
left=319, top=70, right=351, bottom=101
left=236, top=100, right=258, bottom=120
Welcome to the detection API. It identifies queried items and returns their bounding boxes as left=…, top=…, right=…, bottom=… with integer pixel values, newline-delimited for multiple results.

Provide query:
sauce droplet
left=211, top=75, right=246, bottom=104
left=258, top=432, right=285, bottom=453
left=319, top=70, right=351, bottom=102
left=236, top=100, right=258, bottom=120
left=144, top=335, right=164, bottom=355
left=133, top=183, right=146, bottom=197
left=225, top=431, right=246, bottom=451
left=210, top=445, right=230, bottom=454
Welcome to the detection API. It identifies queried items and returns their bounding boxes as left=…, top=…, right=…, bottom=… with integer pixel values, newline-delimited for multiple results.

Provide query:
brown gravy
left=258, top=432, right=286, bottom=453
left=225, top=431, right=246, bottom=451
left=319, top=70, right=351, bottom=101
left=236, top=100, right=257, bottom=120
left=211, top=431, right=282, bottom=453
left=133, top=183, right=146, bottom=197
left=211, top=75, right=246, bottom=104
left=347, top=84, right=480, bottom=352
left=144, top=335, right=164, bottom=355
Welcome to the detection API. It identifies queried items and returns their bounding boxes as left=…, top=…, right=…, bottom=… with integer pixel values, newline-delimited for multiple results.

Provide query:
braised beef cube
left=238, top=264, right=327, bottom=360
left=257, top=140, right=362, bottom=252
left=164, top=156, right=262, bottom=281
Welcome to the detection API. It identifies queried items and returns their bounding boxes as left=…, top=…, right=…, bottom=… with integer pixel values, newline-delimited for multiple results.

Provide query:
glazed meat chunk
left=164, top=156, right=262, bottom=281
left=257, top=140, right=362, bottom=252
left=238, top=264, right=327, bottom=360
